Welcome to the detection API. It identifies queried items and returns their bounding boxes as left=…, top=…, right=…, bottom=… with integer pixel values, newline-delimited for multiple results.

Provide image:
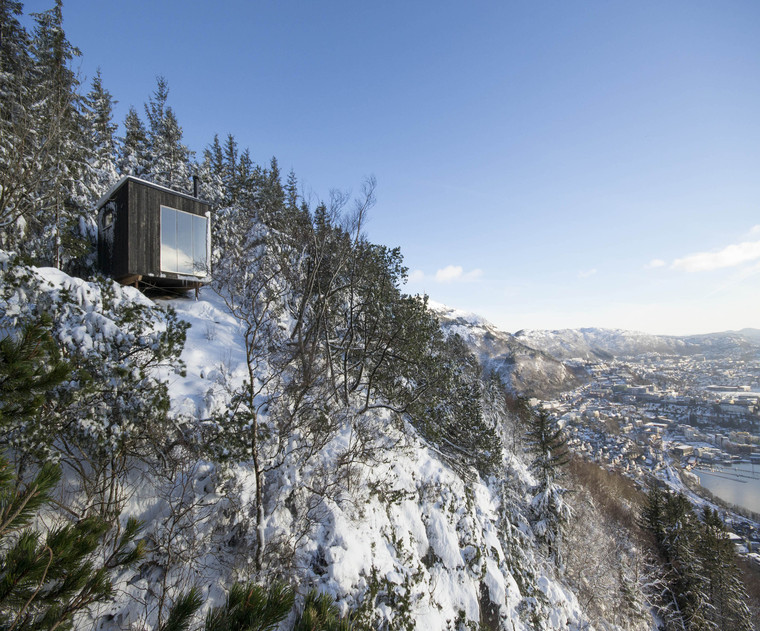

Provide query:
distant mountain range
left=430, top=302, right=760, bottom=396
left=514, top=327, right=760, bottom=361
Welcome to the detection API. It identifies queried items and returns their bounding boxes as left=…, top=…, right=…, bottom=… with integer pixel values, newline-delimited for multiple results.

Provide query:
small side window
left=102, top=202, right=115, bottom=228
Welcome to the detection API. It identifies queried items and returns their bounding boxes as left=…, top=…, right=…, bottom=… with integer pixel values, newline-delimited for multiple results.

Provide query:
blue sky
left=23, top=1, right=760, bottom=335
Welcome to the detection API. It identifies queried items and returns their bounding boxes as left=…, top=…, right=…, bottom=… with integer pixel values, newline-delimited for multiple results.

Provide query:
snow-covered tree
left=698, top=507, right=752, bottom=631
left=526, top=409, right=571, bottom=567
left=0, top=0, right=91, bottom=267
left=0, top=0, right=34, bottom=247
left=80, top=68, right=119, bottom=203
left=0, top=255, right=188, bottom=519
left=143, top=76, right=193, bottom=192
left=27, top=0, right=90, bottom=269
left=118, top=105, right=150, bottom=178
left=197, top=133, right=225, bottom=207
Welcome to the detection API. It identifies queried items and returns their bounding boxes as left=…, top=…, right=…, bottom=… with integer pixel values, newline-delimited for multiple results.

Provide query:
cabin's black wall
left=97, top=183, right=130, bottom=278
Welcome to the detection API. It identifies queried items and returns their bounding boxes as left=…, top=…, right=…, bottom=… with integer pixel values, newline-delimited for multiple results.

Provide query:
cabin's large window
left=160, top=205, right=208, bottom=276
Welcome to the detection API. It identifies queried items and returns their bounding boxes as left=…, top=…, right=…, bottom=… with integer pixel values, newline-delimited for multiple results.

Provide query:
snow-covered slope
left=430, top=303, right=589, bottom=397
left=0, top=258, right=600, bottom=630
left=151, top=291, right=592, bottom=629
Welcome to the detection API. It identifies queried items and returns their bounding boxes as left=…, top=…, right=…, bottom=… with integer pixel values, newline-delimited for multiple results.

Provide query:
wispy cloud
left=577, top=268, right=597, bottom=278
left=749, top=225, right=760, bottom=236
left=671, top=240, right=760, bottom=272
left=407, top=265, right=483, bottom=284
left=435, top=265, right=482, bottom=283
left=645, top=259, right=666, bottom=269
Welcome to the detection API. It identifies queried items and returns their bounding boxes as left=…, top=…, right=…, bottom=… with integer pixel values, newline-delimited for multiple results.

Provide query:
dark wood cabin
left=97, top=176, right=211, bottom=290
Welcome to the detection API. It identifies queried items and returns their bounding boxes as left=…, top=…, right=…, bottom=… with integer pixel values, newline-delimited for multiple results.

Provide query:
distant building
left=672, top=444, right=694, bottom=457
left=706, top=385, right=751, bottom=392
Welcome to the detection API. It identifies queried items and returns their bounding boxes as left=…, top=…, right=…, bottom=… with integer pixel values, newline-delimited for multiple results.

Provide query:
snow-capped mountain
left=513, top=327, right=760, bottom=361
left=430, top=303, right=589, bottom=397
left=513, top=328, right=690, bottom=361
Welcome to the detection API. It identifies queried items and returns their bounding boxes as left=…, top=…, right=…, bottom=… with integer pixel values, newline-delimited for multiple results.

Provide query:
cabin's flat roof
left=96, top=175, right=211, bottom=209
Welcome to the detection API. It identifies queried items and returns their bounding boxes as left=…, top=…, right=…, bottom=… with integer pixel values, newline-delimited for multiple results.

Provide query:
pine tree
left=157, top=107, right=192, bottom=190
left=642, top=482, right=667, bottom=542
left=283, top=169, right=311, bottom=239
left=526, top=409, right=571, bottom=566
left=0, top=0, right=34, bottom=246
left=285, top=168, right=299, bottom=212
left=259, top=156, right=285, bottom=227
left=698, top=507, right=752, bottom=631
left=0, top=0, right=90, bottom=265
left=293, top=590, right=354, bottom=631
left=222, top=133, right=239, bottom=205
left=198, top=134, right=225, bottom=206
left=80, top=68, right=119, bottom=203
left=119, top=105, right=150, bottom=178
left=144, top=76, right=192, bottom=192
left=644, top=489, right=713, bottom=631
left=237, top=147, right=260, bottom=210
left=27, top=0, right=88, bottom=269
left=0, top=314, right=142, bottom=630
left=663, top=493, right=710, bottom=630
left=204, top=582, right=294, bottom=631
left=0, top=315, right=69, bottom=431
left=0, top=457, right=144, bottom=631
left=204, top=134, right=224, bottom=178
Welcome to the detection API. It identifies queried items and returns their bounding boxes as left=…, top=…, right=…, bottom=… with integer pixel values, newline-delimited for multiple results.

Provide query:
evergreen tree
left=642, top=482, right=667, bottom=542
left=526, top=409, right=571, bottom=566
left=28, top=0, right=88, bottom=268
left=698, top=507, right=752, bottom=631
left=80, top=68, right=119, bottom=203
left=236, top=147, right=259, bottom=210
left=664, top=494, right=709, bottom=630
left=259, top=156, right=285, bottom=227
left=0, top=315, right=69, bottom=431
left=0, top=457, right=143, bottom=631
left=204, top=134, right=224, bottom=178
left=157, top=106, right=192, bottom=190
left=644, top=489, right=716, bottom=630
left=198, top=134, right=225, bottom=206
left=222, top=133, right=239, bottom=205
left=119, top=105, right=150, bottom=178
left=0, top=0, right=34, bottom=247
left=285, top=168, right=299, bottom=212
left=0, top=0, right=91, bottom=266
left=144, top=76, right=192, bottom=192
left=204, top=582, right=294, bottom=631
left=283, top=169, right=311, bottom=239
left=293, top=590, right=354, bottom=631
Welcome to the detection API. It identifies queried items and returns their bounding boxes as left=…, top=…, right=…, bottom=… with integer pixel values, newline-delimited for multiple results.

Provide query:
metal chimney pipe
left=192, top=175, right=199, bottom=198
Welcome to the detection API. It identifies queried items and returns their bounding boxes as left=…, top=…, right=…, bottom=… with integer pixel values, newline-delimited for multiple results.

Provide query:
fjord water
left=693, top=462, right=760, bottom=514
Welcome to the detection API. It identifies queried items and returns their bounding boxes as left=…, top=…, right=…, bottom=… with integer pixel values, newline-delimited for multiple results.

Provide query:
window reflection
left=161, top=206, right=177, bottom=273
left=176, top=211, right=193, bottom=274
left=193, top=215, right=208, bottom=275
left=160, top=205, right=208, bottom=277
